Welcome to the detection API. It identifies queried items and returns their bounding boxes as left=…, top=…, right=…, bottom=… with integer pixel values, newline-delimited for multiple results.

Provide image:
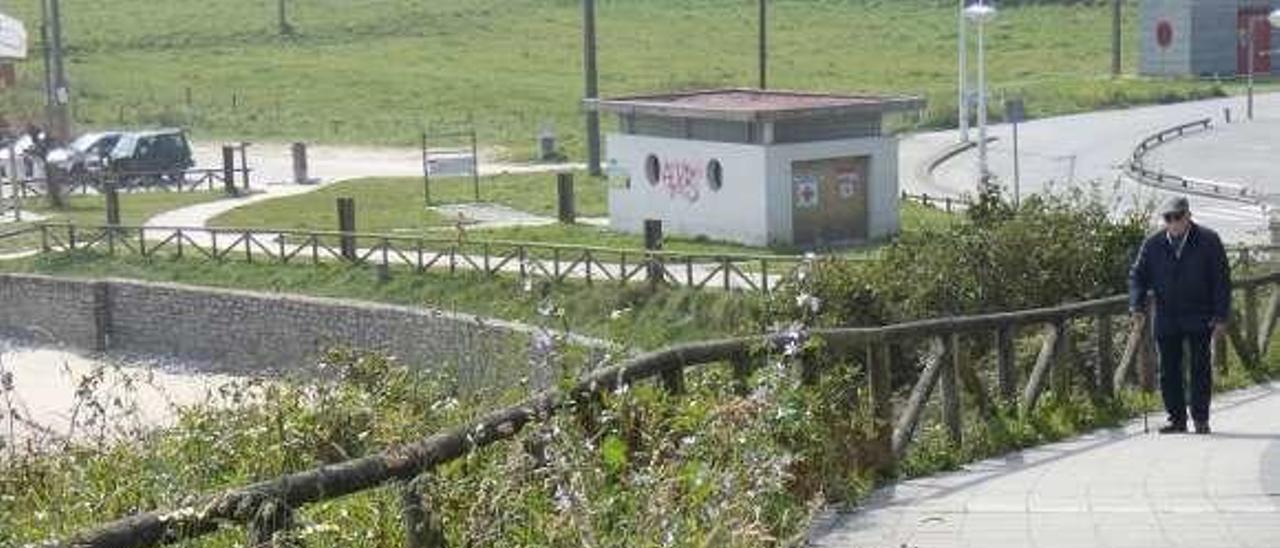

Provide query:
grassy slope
left=0, top=252, right=763, bottom=349
left=0, top=1, right=1226, bottom=156
left=209, top=174, right=954, bottom=254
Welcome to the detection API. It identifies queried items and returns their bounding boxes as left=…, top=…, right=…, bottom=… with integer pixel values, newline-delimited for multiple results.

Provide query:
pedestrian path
left=807, top=382, right=1280, bottom=548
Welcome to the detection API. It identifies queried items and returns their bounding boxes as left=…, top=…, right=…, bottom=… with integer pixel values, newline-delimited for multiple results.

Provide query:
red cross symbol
left=801, top=185, right=816, bottom=204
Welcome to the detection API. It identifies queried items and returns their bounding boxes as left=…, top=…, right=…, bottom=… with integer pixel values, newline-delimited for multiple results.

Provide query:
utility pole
left=583, top=0, right=601, bottom=176
left=758, top=0, right=768, bottom=89
left=277, top=0, right=293, bottom=36
left=45, top=0, right=71, bottom=143
left=39, top=0, right=53, bottom=106
left=1111, top=0, right=1121, bottom=76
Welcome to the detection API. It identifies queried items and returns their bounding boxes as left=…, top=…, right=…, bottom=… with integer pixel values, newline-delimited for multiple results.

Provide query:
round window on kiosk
left=645, top=154, right=661, bottom=185
left=707, top=159, right=724, bottom=191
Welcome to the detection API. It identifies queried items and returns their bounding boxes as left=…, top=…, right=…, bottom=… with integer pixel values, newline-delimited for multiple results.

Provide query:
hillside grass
left=0, top=0, right=1230, bottom=157
left=209, top=174, right=954, bottom=255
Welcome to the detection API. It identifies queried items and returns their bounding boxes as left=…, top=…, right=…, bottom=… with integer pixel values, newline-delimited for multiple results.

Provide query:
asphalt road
left=903, top=92, right=1280, bottom=244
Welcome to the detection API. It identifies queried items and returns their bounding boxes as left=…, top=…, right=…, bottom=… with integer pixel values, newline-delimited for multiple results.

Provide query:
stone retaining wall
left=0, top=274, right=572, bottom=378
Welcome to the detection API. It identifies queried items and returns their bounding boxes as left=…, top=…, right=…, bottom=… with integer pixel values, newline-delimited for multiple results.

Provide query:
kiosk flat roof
left=588, top=88, right=923, bottom=122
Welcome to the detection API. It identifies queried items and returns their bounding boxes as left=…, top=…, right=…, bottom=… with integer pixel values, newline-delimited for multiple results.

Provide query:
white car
left=47, top=131, right=123, bottom=175
left=0, top=134, right=40, bottom=180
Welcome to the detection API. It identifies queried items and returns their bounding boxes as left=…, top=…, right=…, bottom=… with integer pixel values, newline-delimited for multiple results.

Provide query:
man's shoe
left=1158, top=422, right=1188, bottom=434
left=1194, top=421, right=1211, bottom=435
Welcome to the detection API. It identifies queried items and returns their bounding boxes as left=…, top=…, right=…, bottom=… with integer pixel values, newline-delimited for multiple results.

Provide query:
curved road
left=904, top=93, right=1280, bottom=244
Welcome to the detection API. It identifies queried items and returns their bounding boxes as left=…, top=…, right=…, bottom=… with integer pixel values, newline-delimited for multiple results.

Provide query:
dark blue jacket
left=1128, top=223, right=1231, bottom=337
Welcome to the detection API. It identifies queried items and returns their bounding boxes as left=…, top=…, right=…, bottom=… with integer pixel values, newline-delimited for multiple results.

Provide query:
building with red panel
left=1141, top=0, right=1280, bottom=76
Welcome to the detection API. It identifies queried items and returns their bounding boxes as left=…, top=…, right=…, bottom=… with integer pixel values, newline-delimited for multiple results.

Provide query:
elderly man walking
left=1129, top=196, right=1231, bottom=434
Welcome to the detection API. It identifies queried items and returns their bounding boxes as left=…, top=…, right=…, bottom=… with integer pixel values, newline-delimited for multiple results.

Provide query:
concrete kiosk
left=589, top=88, right=922, bottom=248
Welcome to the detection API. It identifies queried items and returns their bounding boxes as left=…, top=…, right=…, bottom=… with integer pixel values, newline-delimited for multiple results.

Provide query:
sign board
left=1005, top=98, right=1025, bottom=124
left=793, top=174, right=819, bottom=209
left=0, top=13, right=27, bottom=60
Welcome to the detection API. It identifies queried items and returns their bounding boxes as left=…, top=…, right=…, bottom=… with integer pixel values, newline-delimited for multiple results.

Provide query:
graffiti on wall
left=651, top=158, right=703, bottom=204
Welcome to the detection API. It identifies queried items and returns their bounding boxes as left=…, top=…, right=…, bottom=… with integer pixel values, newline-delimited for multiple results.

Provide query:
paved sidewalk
left=808, top=382, right=1280, bottom=548
left=145, top=143, right=583, bottom=232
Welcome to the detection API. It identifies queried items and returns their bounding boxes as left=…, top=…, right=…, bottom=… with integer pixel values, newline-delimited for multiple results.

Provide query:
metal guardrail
left=50, top=263, right=1280, bottom=547
left=34, top=223, right=831, bottom=294
left=902, top=191, right=970, bottom=213
left=1125, top=119, right=1258, bottom=204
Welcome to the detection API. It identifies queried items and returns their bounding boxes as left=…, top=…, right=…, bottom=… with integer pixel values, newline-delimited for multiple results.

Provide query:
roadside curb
left=914, top=136, right=997, bottom=201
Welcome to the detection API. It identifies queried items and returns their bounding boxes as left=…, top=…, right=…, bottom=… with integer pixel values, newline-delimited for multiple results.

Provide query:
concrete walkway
left=143, top=142, right=583, bottom=231
left=808, top=382, right=1280, bottom=548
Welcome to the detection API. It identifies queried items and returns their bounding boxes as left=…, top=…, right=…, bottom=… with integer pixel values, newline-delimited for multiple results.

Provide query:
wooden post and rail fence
left=39, top=259, right=1280, bottom=547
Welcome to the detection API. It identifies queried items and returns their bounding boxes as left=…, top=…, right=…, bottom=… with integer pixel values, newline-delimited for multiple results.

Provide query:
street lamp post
left=1244, top=10, right=1280, bottom=121
left=965, top=1, right=996, bottom=186
left=957, top=0, right=969, bottom=142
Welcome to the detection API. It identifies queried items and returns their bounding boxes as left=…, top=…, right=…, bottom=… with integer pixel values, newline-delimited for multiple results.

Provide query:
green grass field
left=0, top=0, right=1229, bottom=158
left=209, top=173, right=954, bottom=255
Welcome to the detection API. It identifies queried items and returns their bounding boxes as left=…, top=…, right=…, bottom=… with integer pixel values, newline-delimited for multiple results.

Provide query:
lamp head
left=964, top=2, right=997, bottom=23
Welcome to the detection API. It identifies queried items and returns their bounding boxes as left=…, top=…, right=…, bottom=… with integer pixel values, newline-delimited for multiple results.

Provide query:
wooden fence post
left=644, top=219, right=663, bottom=288
left=940, top=333, right=963, bottom=447
left=557, top=172, right=575, bottom=224
left=248, top=499, right=298, bottom=548
left=221, top=145, right=238, bottom=196
left=995, top=324, right=1016, bottom=404
left=892, top=338, right=946, bottom=460
left=661, top=367, right=686, bottom=396
left=400, top=478, right=446, bottom=548
left=1021, top=321, right=1063, bottom=415
left=731, top=353, right=754, bottom=396
left=867, top=343, right=894, bottom=472
left=104, top=185, right=120, bottom=226
left=337, top=197, right=356, bottom=261
left=1095, top=313, right=1114, bottom=399
left=1245, top=285, right=1259, bottom=358
left=1259, top=287, right=1280, bottom=357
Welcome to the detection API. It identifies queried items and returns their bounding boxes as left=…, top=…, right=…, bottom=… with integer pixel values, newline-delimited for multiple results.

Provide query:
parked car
left=47, top=131, right=123, bottom=176
left=106, top=129, right=195, bottom=187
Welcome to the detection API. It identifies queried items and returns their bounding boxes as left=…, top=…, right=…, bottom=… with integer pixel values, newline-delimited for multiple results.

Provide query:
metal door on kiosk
left=1238, top=8, right=1272, bottom=75
left=791, top=156, right=869, bottom=247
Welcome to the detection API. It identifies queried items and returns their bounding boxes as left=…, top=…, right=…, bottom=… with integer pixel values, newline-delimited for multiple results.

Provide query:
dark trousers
left=1156, top=329, right=1213, bottom=425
